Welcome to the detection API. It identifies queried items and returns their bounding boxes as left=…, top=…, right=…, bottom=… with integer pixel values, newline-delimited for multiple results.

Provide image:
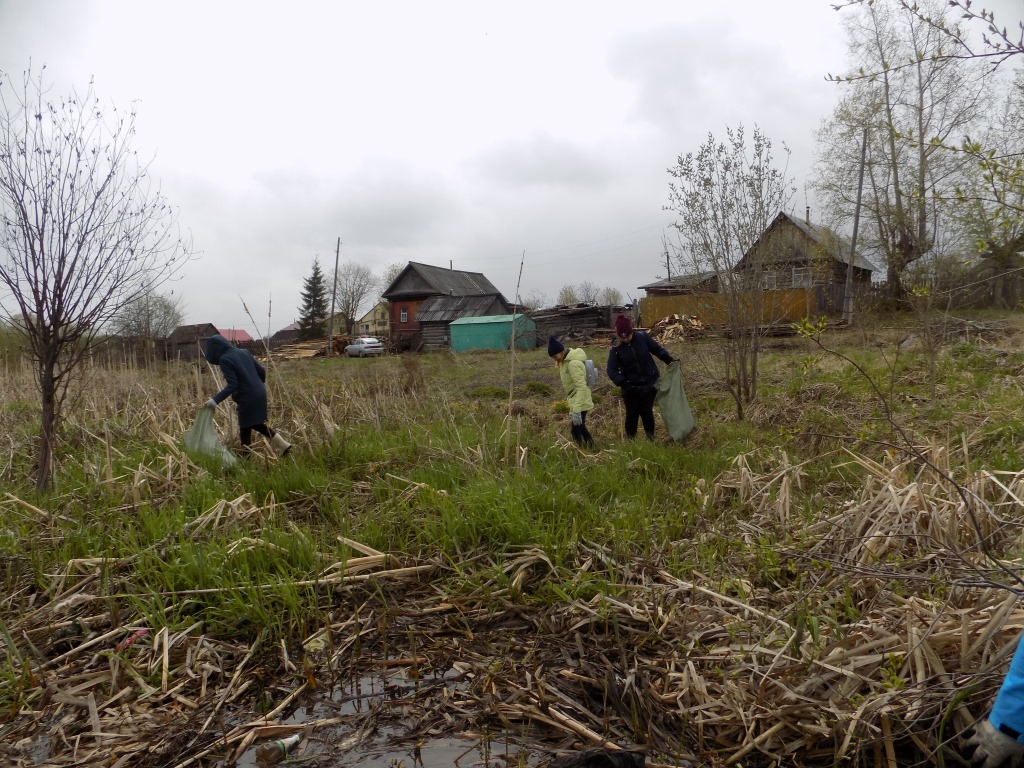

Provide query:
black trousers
left=622, top=386, right=657, bottom=440
left=240, top=423, right=274, bottom=447
left=571, top=410, right=594, bottom=448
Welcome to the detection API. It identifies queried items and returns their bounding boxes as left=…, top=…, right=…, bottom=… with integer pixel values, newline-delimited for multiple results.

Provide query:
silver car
left=344, top=337, right=385, bottom=357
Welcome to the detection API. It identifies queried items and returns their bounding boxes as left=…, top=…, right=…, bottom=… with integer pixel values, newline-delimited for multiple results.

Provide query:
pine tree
left=297, top=259, right=328, bottom=340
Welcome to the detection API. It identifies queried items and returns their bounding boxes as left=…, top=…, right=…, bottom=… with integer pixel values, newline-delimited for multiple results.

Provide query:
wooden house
left=382, top=262, right=512, bottom=350
left=734, top=210, right=876, bottom=297
left=269, top=322, right=300, bottom=348
left=164, top=323, right=218, bottom=361
left=639, top=211, right=878, bottom=326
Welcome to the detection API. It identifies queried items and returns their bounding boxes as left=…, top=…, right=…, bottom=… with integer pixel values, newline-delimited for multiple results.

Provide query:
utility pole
left=327, top=237, right=341, bottom=355
left=843, top=127, right=868, bottom=324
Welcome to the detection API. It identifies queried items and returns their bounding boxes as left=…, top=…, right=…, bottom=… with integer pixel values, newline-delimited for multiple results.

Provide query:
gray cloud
left=471, top=133, right=617, bottom=190
left=0, top=1, right=899, bottom=333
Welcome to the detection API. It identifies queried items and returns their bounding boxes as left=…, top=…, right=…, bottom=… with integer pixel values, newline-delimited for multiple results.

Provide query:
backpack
left=584, top=358, right=599, bottom=389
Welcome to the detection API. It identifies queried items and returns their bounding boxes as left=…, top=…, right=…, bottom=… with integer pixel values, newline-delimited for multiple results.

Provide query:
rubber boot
left=270, top=433, right=292, bottom=457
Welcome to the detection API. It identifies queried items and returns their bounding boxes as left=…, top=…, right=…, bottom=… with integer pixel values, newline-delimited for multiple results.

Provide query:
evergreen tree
left=297, top=259, right=328, bottom=340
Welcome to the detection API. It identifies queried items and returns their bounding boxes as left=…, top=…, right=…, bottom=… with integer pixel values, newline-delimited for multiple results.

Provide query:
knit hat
left=615, top=314, right=633, bottom=337
left=547, top=335, right=565, bottom=357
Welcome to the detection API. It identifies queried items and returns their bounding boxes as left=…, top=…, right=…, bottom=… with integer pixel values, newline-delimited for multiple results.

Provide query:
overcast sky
left=1, top=1, right=1019, bottom=336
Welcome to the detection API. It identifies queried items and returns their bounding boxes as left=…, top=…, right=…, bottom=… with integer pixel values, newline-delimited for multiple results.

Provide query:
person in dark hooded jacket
left=606, top=313, right=674, bottom=440
left=202, top=334, right=292, bottom=457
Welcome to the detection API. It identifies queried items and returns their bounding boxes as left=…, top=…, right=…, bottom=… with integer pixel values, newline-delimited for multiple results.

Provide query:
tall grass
left=2, top=312, right=1024, bottom=649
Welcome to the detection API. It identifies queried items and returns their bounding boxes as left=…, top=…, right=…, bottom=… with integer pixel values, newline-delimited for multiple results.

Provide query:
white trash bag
left=184, top=408, right=238, bottom=467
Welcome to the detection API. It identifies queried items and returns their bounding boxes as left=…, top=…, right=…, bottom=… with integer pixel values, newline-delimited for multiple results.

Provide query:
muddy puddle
left=217, top=667, right=542, bottom=767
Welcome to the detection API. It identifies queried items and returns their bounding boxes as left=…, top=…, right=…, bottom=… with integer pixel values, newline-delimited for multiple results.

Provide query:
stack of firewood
left=649, top=313, right=706, bottom=341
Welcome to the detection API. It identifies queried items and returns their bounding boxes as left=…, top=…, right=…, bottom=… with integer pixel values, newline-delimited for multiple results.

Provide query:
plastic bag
left=653, top=361, right=694, bottom=442
left=183, top=408, right=237, bottom=466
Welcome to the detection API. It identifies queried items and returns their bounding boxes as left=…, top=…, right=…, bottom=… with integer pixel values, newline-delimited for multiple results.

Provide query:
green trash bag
left=653, top=361, right=694, bottom=442
left=184, top=408, right=238, bottom=466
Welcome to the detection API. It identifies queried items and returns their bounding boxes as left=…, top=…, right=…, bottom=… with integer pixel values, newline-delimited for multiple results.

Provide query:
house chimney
left=805, top=206, right=810, bottom=225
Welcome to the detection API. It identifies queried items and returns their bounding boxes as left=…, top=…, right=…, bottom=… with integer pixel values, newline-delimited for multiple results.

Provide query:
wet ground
left=218, top=669, right=543, bottom=768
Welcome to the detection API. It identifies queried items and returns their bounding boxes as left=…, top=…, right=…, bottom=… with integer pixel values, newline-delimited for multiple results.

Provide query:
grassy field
left=2, top=311, right=1024, bottom=767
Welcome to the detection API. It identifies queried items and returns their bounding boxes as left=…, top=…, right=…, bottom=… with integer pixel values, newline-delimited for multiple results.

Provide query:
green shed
left=449, top=314, right=538, bottom=352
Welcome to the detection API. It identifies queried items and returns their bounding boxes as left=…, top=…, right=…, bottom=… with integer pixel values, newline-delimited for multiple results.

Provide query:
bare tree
left=666, top=124, right=794, bottom=419
left=331, top=262, right=377, bottom=334
left=556, top=284, right=579, bottom=305
left=600, top=286, right=624, bottom=305
left=833, top=0, right=1023, bottom=71
left=521, top=288, right=548, bottom=310
left=576, top=280, right=600, bottom=304
left=0, top=67, right=191, bottom=491
left=377, top=261, right=405, bottom=297
left=111, top=291, right=184, bottom=340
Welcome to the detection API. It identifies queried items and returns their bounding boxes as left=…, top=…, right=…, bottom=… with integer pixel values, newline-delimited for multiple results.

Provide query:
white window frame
left=792, top=267, right=812, bottom=288
left=759, top=270, right=777, bottom=291
left=400, top=308, right=408, bottom=323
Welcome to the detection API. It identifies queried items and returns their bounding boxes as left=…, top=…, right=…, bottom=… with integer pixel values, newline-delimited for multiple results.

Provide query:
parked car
left=344, top=337, right=385, bottom=357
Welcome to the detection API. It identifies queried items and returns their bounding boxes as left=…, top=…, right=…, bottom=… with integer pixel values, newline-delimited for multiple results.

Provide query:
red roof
left=217, top=328, right=253, bottom=342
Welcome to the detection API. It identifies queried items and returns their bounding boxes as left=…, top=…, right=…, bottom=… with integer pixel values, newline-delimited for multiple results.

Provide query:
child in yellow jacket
left=548, top=335, right=595, bottom=448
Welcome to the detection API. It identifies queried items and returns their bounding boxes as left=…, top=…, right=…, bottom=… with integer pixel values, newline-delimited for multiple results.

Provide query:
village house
left=639, top=210, right=877, bottom=327
left=356, top=301, right=390, bottom=337
left=164, top=323, right=218, bottom=361
left=382, top=262, right=513, bottom=350
left=269, top=322, right=300, bottom=348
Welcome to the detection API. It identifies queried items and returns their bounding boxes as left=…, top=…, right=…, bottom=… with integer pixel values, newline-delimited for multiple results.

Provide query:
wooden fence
left=639, top=288, right=818, bottom=328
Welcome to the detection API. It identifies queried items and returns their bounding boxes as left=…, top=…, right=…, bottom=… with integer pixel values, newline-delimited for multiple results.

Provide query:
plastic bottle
left=254, top=733, right=301, bottom=764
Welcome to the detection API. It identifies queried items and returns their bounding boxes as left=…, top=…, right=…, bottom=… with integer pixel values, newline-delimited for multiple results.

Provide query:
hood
left=565, top=347, right=587, bottom=363
left=203, top=334, right=233, bottom=364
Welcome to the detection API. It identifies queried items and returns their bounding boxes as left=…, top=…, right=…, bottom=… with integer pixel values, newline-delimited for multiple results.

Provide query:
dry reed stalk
left=7, top=419, right=1024, bottom=766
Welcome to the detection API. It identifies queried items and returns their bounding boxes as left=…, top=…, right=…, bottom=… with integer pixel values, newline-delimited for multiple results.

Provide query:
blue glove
left=203, top=398, right=217, bottom=410
left=571, top=412, right=583, bottom=426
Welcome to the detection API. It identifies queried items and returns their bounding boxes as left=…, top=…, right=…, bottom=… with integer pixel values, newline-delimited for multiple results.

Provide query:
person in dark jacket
left=202, top=334, right=292, bottom=457
left=606, top=313, right=674, bottom=440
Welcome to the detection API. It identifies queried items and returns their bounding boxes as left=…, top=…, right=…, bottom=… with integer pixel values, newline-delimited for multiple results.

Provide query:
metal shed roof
left=414, top=294, right=506, bottom=323
left=449, top=314, right=533, bottom=326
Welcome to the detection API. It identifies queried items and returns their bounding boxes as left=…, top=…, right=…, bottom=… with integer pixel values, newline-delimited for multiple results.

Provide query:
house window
left=400, top=308, right=408, bottom=323
left=792, top=267, right=812, bottom=288
left=758, top=271, right=777, bottom=291
left=361, top=323, right=369, bottom=334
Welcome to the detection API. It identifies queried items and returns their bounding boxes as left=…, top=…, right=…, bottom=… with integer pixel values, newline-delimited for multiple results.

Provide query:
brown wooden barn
left=381, top=262, right=512, bottom=350
left=164, top=323, right=218, bottom=361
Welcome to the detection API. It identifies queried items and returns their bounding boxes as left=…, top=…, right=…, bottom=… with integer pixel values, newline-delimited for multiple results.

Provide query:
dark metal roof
left=415, top=294, right=509, bottom=323
left=166, top=323, right=217, bottom=344
left=637, top=272, right=717, bottom=291
left=382, top=261, right=507, bottom=301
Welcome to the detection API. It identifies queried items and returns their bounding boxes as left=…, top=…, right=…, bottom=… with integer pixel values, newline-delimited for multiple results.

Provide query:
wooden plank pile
left=269, top=335, right=353, bottom=360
